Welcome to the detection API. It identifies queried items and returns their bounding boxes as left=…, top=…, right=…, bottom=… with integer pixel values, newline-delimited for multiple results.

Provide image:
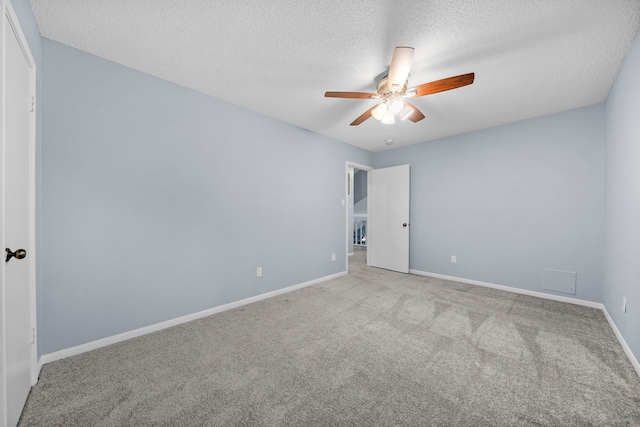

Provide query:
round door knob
left=402, top=223, right=408, bottom=228
left=5, top=248, right=27, bottom=262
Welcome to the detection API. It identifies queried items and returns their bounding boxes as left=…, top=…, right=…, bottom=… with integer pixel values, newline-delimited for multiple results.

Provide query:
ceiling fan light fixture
left=371, top=102, right=388, bottom=120
left=381, top=110, right=396, bottom=124
left=389, top=97, right=405, bottom=114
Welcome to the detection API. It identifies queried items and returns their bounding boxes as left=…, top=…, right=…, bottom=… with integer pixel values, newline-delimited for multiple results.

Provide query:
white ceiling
left=30, top=0, right=640, bottom=152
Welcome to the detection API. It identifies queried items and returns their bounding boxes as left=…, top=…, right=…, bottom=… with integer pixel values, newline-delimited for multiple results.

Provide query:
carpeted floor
left=19, top=249, right=640, bottom=426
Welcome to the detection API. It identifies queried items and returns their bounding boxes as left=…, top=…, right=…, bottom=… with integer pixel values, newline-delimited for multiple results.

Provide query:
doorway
left=345, top=162, right=373, bottom=271
left=345, top=162, right=411, bottom=274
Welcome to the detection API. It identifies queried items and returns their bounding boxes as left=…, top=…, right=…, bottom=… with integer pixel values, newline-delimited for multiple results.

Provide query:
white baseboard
left=410, top=269, right=602, bottom=309
left=410, top=269, right=640, bottom=378
left=38, top=271, right=347, bottom=367
left=36, top=357, right=45, bottom=380
left=602, top=306, right=640, bottom=378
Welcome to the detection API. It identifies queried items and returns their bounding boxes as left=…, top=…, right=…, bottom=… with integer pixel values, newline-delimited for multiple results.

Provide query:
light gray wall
left=353, top=170, right=367, bottom=215
left=374, top=105, right=605, bottom=303
left=354, top=198, right=367, bottom=215
left=353, top=170, right=367, bottom=205
left=39, top=39, right=372, bottom=355
left=604, top=31, right=640, bottom=364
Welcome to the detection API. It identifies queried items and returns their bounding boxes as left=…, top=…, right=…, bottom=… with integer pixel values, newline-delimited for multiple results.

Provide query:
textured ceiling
left=30, top=0, right=640, bottom=152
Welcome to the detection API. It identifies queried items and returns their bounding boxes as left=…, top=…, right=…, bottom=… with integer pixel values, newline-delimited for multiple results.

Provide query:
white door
left=369, top=165, right=410, bottom=273
left=2, top=6, right=36, bottom=427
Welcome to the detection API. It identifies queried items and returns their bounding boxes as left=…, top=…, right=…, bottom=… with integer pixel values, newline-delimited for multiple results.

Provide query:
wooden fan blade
left=325, top=91, right=378, bottom=99
left=387, top=47, right=415, bottom=91
left=350, top=105, right=377, bottom=126
left=403, top=101, right=425, bottom=123
left=409, top=73, right=475, bottom=98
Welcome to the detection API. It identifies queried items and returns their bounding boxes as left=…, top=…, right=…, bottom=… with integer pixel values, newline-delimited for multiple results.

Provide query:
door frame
left=1, top=1, right=38, bottom=423
left=345, top=161, right=373, bottom=270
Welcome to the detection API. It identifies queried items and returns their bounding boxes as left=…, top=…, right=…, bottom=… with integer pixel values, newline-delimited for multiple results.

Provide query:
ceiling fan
left=325, top=47, right=474, bottom=126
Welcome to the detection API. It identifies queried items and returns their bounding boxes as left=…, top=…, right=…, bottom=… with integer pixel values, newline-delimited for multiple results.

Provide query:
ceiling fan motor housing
left=376, top=77, right=408, bottom=98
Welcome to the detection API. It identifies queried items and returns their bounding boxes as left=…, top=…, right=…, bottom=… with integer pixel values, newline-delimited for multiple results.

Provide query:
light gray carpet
left=20, top=249, right=640, bottom=426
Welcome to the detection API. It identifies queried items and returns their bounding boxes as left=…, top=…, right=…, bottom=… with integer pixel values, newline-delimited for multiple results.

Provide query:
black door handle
left=6, top=248, right=27, bottom=262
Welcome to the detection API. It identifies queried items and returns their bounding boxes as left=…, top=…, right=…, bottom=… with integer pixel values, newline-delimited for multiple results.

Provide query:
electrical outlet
left=332, top=253, right=336, bottom=261
left=622, top=297, right=627, bottom=313
left=256, top=267, right=262, bottom=277
left=451, top=256, right=457, bottom=263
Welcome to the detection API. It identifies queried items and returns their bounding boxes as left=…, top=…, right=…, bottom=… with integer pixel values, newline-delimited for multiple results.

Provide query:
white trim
left=345, top=161, right=373, bottom=172
left=345, top=161, right=373, bottom=272
left=38, top=271, right=346, bottom=367
left=4, top=4, right=35, bottom=67
left=409, top=269, right=602, bottom=309
left=35, top=358, right=44, bottom=381
left=602, top=306, right=640, bottom=378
